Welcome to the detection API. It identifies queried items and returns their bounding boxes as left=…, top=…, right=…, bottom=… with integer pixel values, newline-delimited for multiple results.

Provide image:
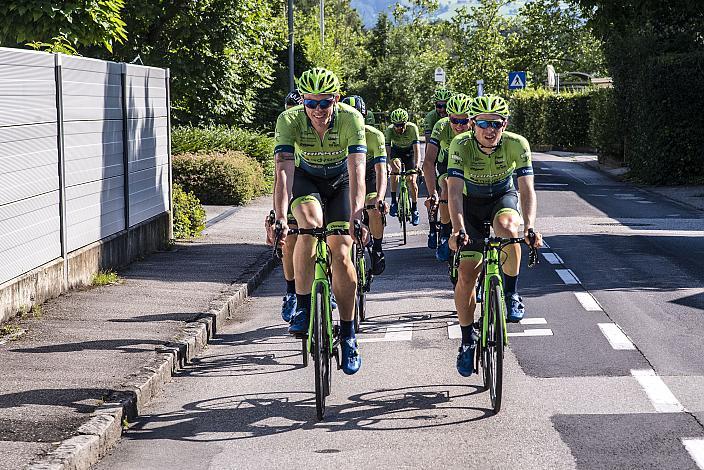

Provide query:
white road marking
left=574, top=292, right=603, bottom=311
left=542, top=252, right=564, bottom=265
left=508, top=328, right=553, bottom=337
left=636, top=200, right=655, bottom=204
left=631, top=369, right=685, bottom=413
left=384, top=230, right=426, bottom=238
left=542, top=240, right=551, bottom=248
left=447, top=322, right=461, bottom=339
left=556, top=269, right=581, bottom=285
left=598, top=323, right=636, bottom=350
left=535, top=183, right=568, bottom=186
left=682, top=438, right=704, bottom=469
left=359, top=323, right=414, bottom=343
left=519, top=317, right=547, bottom=325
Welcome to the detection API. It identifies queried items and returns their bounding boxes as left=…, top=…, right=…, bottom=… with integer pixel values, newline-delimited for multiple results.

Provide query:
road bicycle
left=275, top=221, right=361, bottom=420
left=389, top=165, right=421, bottom=245
left=451, top=222, right=538, bottom=414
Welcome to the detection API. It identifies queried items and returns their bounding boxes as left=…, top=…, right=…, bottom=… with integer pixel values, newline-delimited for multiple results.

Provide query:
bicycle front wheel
left=313, top=282, right=331, bottom=420
left=487, top=277, right=505, bottom=414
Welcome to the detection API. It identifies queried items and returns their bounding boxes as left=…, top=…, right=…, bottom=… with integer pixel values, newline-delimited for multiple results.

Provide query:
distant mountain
left=350, top=0, right=528, bottom=28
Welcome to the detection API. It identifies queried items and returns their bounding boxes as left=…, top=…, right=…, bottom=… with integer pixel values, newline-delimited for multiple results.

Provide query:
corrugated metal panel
left=0, top=47, right=55, bottom=67
left=0, top=50, right=56, bottom=127
left=128, top=164, right=169, bottom=226
left=62, top=56, right=126, bottom=250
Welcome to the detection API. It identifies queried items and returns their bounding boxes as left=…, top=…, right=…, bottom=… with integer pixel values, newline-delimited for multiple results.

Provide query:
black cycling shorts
left=365, top=163, right=377, bottom=198
left=291, top=167, right=350, bottom=229
left=460, top=190, right=519, bottom=253
left=390, top=146, right=415, bottom=170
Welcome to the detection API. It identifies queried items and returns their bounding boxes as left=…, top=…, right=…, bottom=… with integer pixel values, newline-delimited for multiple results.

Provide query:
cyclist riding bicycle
left=422, top=93, right=472, bottom=262
left=446, top=94, right=543, bottom=377
left=265, top=90, right=304, bottom=322
left=423, top=88, right=453, bottom=143
left=342, top=95, right=388, bottom=275
left=385, top=108, right=421, bottom=225
left=273, top=67, right=367, bottom=375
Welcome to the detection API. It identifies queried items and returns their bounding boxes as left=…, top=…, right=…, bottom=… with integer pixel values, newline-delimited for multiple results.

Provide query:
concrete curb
left=28, top=250, right=278, bottom=470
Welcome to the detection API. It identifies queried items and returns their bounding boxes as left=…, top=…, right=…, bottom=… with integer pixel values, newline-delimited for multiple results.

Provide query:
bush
left=509, top=88, right=591, bottom=149
left=172, top=125, right=275, bottom=188
left=173, top=151, right=268, bottom=205
left=588, top=88, right=623, bottom=163
left=173, top=183, right=206, bottom=239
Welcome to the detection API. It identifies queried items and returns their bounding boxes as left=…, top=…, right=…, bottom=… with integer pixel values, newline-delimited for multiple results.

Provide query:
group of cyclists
left=266, top=67, right=543, bottom=379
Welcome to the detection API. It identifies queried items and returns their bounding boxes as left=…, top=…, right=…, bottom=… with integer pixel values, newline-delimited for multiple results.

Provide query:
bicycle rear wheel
left=487, top=276, right=505, bottom=413
left=302, top=338, right=308, bottom=367
left=353, top=246, right=366, bottom=331
left=313, top=283, right=331, bottom=420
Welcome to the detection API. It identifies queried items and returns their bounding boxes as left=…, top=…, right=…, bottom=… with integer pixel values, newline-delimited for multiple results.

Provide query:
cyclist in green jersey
left=423, top=88, right=453, bottom=143
left=342, top=95, right=388, bottom=275
left=422, top=93, right=472, bottom=262
left=273, top=68, right=367, bottom=375
left=385, top=108, right=422, bottom=225
left=266, top=90, right=304, bottom=322
left=446, top=94, right=543, bottom=377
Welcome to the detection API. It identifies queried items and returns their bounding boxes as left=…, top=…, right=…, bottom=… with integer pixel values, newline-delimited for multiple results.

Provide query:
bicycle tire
left=313, top=283, right=330, bottom=420
left=302, top=337, right=308, bottom=367
left=357, top=251, right=367, bottom=323
left=488, top=277, right=505, bottom=413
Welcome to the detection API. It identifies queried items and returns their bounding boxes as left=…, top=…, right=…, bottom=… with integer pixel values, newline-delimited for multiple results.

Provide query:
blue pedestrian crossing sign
left=508, top=71, right=527, bottom=90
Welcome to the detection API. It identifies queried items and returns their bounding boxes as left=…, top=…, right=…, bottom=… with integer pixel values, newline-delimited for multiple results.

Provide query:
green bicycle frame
left=481, top=241, right=509, bottom=348
left=307, top=238, right=334, bottom=353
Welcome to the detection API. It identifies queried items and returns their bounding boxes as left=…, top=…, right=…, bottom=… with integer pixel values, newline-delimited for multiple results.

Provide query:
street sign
left=434, top=67, right=446, bottom=83
left=508, top=71, right=527, bottom=90
left=546, top=65, right=556, bottom=89
left=476, top=79, right=484, bottom=97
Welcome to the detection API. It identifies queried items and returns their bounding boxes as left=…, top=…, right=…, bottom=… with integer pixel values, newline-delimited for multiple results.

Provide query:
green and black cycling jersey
left=384, top=122, right=420, bottom=149
left=427, top=117, right=455, bottom=165
left=447, top=131, right=534, bottom=198
left=274, top=102, right=367, bottom=178
left=365, top=124, right=386, bottom=167
left=424, top=109, right=444, bottom=137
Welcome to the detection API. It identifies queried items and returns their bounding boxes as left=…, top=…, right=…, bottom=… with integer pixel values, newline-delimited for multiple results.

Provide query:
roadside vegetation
left=91, top=270, right=121, bottom=287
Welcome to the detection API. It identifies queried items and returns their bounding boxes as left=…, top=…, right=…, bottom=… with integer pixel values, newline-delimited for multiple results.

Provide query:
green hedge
left=172, top=125, right=274, bottom=188
left=588, top=88, right=623, bottom=163
left=509, top=89, right=591, bottom=149
left=173, top=183, right=206, bottom=239
left=173, top=151, right=268, bottom=205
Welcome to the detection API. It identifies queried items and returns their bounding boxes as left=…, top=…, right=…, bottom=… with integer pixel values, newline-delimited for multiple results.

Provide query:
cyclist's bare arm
left=517, top=175, right=543, bottom=247
left=348, top=152, right=367, bottom=231
left=422, top=143, right=439, bottom=198
left=447, top=176, right=466, bottom=249
left=413, top=142, right=422, bottom=169
left=274, top=151, right=295, bottom=226
left=374, top=161, right=388, bottom=201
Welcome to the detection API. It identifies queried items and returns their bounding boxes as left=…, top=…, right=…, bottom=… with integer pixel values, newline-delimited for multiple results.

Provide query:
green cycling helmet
left=469, top=94, right=510, bottom=117
left=446, top=93, right=472, bottom=115
left=433, top=88, right=454, bottom=102
left=297, top=67, right=340, bottom=95
left=390, top=108, right=409, bottom=123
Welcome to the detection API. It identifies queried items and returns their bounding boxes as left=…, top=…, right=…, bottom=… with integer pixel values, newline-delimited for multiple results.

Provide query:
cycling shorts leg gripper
left=494, top=208, right=520, bottom=219
left=437, top=173, right=448, bottom=185
left=291, top=195, right=320, bottom=212
left=327, top=221, right=350, bottom=231
left=365, top=192, right=378, bottom=201
left=459, top=250, right=483, bottom=263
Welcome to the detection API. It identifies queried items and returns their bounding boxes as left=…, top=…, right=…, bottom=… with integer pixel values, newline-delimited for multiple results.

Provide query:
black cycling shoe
left=371, top=250, right=386, bottom=275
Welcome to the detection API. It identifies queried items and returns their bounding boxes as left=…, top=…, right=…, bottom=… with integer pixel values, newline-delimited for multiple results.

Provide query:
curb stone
left=28, top=250, right=278, bottom=470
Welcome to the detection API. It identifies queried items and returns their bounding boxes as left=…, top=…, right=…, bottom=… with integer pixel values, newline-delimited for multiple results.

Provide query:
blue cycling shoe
left=506, top=292, right=525, bottom=323
left=288, top=308, right=309, bottom=335
left=389, top=201, right=398, bottom=217
left=436, top=237, right=450, bottom=262
left=427, top=232, right=437, bottom=249
left=341, top=337, right=362, bottom=375
left=411, top=210, right=420, bottom=226
left=456, top=344, right=476, bottom=377
left=475, top=284, right=483, bottom=303
left=280, top=293, right=297, bottom=323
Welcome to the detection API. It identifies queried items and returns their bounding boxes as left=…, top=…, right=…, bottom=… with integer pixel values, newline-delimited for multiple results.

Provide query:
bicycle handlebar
left=454, top=229, right=539, bottom=268
left=389, top=168, right=421, bottom=176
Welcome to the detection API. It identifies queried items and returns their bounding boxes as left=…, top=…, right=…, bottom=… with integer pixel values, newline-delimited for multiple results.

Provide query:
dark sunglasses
left=435, top=102, right=447, bottom=109
left=474, top=119, right=504, bottom=129
left=449, top=117, right=470, bottom=125
left=304, top=98, right=335, bottom=109
left=393, top=122, right=406, bottom=128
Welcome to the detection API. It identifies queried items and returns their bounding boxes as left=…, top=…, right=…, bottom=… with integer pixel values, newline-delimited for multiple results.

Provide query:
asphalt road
left=97, top=153, right=704, bottom=470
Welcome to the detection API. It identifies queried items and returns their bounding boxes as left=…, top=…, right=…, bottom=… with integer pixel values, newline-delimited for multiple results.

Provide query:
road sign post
left=476, top=79, right=484, bottom=97
left=508, top=71, right=527, bottom=90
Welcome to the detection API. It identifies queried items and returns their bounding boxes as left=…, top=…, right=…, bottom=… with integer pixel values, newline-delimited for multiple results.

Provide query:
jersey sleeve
left=410, top=123, right=420, bottom=144
left=344, top=110, right=367, bottom=155
left=447, top=135, right=466, bottom=180
left=384, top=126, right=393, bottom=145
left=423, top=111, right=434, bottom=136
left=428, top=119, right=444, bottom=148
left=274, top=111, right=296, bottom=155
left=367, top=128, right=387, bottom=165
left=512, top=134, right=533, bottom=178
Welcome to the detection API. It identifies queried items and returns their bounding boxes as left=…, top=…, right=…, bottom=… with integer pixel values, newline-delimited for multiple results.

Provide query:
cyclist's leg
left=436, top=173, right=452, bottom=261
left=490, top=191, right=524, bottom=321
left=280, top=208, right=298, bottom=321
left=289, top=170, right=324, bottom=333
left=389, top=150, right=401, bottom=215
left=402, top=151, right=418, bottom=202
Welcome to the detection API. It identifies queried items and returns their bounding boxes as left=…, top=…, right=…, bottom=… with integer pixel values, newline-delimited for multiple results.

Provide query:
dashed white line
left=574, top=292, right=603, bottom=311
left=520, top=317, right=547, bottom=325
left=542, top=252, right=564, bottom=265
left=598, top=323, right=636, bottom=350
left=682, top=438, right=704, bottom=469
left=556, top=269, right=581, bottom=285
left=508, top=328, right=553, bottom=337
left=359, top=323, right=414, bottom=343
left=542, top=240, right=551, bottom=249
left=631, top=369, right=685, bottom=413
left=636, top=200, right=655, bottom=204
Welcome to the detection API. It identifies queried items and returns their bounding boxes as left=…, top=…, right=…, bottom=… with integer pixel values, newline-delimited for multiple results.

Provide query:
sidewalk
left=0, top=197, right=276, bottom=470
left=547, top=151, right=704, bottom=212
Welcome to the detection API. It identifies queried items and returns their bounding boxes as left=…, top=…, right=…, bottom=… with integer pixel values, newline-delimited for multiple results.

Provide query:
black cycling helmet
left=284, top=90, right=303, bottom=108
left=341, top=95, right=367, bottom=117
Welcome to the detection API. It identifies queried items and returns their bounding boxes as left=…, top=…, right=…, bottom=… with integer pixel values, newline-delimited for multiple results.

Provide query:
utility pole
left=287, top=0, right=294, bottom=91
left=319, top=0, right=325, bottom=47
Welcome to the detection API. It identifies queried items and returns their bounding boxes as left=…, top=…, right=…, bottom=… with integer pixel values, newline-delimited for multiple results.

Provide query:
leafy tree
left=0, top=0, right=127, bottom=53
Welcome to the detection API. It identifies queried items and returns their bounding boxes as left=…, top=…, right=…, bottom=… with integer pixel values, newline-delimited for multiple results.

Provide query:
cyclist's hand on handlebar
left=376, top=199, right=388, bottom=215
left=275, top=219, right=289, bottom=247
left=449, top=229, right=468, bottom=251
left=264, top=210, right=276, bottom=246
left=424, top=193, right=438, bottom=209
left=352, top=219, right=370, bottom=245
left=524, top=227, right=543, bottom=248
